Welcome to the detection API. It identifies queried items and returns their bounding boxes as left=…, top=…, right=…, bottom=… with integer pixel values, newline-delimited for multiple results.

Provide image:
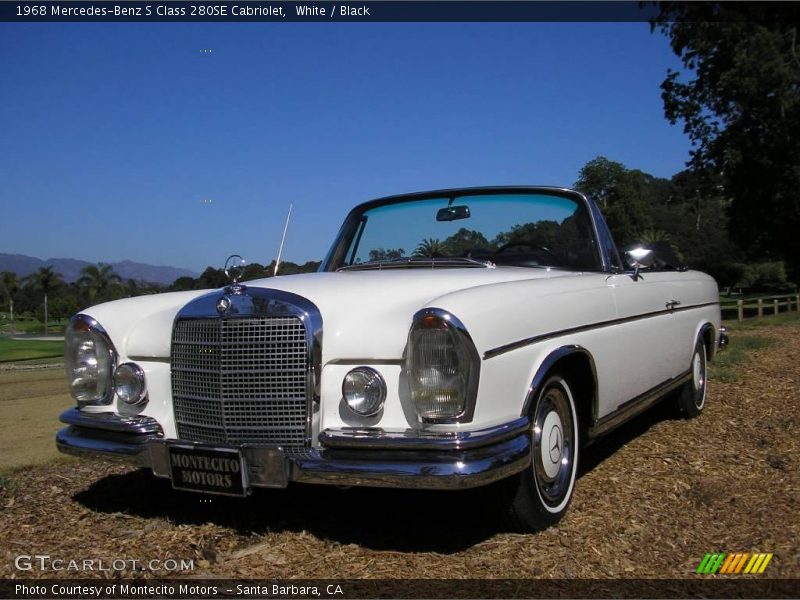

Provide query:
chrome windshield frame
left=320, top=186, right=612, bottom=273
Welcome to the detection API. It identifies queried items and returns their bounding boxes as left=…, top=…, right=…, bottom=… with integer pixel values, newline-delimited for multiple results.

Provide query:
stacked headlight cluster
left=65, top=314, right=147, bottom=408
left=340, top=308, right=479, bottom=423
left=406, top=308, right=480, bottom=422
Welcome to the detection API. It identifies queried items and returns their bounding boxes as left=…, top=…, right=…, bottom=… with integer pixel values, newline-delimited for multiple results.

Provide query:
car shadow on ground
left=578, top=396, right=683, bottom=477
left=74, top=469, right=509, bottom=552
left=74, top=399, right=683, bottom=553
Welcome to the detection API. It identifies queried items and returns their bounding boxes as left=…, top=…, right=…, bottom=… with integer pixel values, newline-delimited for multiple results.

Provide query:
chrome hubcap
left=532, top=382, right=574, bottom=507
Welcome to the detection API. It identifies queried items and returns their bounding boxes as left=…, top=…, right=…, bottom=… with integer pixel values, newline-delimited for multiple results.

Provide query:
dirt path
left=1, top=325, right=797, bottom=580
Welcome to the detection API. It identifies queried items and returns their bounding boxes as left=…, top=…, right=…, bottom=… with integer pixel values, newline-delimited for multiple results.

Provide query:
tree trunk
left=9, top=298, right=13, bottom=336
left=44, top=293, right=48, bottom=336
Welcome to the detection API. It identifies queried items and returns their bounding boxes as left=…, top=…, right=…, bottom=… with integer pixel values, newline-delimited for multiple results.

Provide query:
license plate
left=168, top=445, right=247, bottom=496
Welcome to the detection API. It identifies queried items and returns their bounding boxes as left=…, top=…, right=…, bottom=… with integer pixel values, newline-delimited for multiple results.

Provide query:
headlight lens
left=64, top=315, right=116, bottom=406
left=343, top=367, right=386, bottom=416
left=114, top=363, right=147, bottom=406
left=407, top=309, right=480, bottom=422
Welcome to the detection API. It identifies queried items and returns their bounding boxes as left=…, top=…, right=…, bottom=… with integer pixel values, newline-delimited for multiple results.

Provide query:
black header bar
left=5, top=1, right=661, bottom=23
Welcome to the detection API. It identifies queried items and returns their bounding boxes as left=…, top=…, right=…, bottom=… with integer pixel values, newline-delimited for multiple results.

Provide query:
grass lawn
left=0, top=337, right=64, bottom=362
left=711, top=310, right=800, bottom=382
left=0, top=318, right=68, bottom=335
left=0, top=369, right=75, bottom=473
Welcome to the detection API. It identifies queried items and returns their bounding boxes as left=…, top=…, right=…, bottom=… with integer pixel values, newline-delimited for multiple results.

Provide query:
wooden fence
left=720, top=293, right=800, bottom=322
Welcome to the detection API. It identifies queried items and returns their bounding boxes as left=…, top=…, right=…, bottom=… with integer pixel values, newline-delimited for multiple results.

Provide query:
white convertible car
left=57, top=187, right=727, bottom=530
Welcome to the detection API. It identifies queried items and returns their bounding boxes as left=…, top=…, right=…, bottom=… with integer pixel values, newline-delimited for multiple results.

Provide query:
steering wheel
left=495, top=242, right=559, bottom=262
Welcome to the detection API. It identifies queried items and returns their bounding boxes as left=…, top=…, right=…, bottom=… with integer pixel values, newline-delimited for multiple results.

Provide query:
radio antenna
left=273, top=203, right=293, bottom=277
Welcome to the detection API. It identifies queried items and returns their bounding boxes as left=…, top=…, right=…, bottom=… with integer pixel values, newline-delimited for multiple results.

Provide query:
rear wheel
left=678, top=338, right=707, bottom=418
left=506, top=374, right=579, bottom=531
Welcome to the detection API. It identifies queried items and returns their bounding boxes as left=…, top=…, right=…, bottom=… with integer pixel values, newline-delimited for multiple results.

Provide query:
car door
left=605, top=270, right=687, bottom=405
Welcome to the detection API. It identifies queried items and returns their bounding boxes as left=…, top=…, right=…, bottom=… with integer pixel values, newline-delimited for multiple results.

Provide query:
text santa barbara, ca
left=14, top=583, right=346, bottom=598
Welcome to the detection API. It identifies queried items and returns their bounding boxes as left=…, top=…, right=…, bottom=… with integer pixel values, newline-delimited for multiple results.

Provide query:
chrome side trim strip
left=327, top=358, right=404, bottom=366
left=319, top=417, right=529, bottom=451
left=587, top=370, right=692, bottom=439
left=59, top=408, right=163, bottom=436
left=484, top=301, right=721, bottom=360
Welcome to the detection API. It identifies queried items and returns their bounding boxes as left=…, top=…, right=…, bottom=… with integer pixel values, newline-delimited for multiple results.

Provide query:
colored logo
left=696, top=552, right=773, bottom=574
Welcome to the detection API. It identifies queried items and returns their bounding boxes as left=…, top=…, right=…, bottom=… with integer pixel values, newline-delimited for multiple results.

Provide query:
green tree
left=651, top=2, right=800, bottom=279
left=77, top=263, right=122, bottom=303
left=655, top=168, right=741, bottom=282
left=170, top=276, right=198, bottom=291
left=197, top=267, right=228, bottom=289
left=413, top=239, right=447, bottom=258
left=23, top=266, right=63, bottom=335
left=367, top=248, right=405, bottom=262
left=0, top=272, right=19, bottom=334
left=574, top=157, right=657, bottom=245
left=442, top=228, right=491, bottom=256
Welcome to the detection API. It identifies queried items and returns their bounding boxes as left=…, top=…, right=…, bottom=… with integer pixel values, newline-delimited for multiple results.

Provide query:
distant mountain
left=0, top=253, right=198, bottom=285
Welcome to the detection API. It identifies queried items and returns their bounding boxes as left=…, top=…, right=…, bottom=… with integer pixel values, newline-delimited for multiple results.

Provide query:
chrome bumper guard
left=718, top=325, right=730, bottom=350
left=56, top=409, right=531, bottom=490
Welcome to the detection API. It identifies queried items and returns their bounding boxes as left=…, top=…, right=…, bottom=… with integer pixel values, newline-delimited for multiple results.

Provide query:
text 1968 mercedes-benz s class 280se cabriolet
left=57, top=187, right=728, bottom=531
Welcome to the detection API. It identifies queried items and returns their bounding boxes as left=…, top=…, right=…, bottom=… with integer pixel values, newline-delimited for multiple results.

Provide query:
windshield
left=323, top=191, right=601, bottom=272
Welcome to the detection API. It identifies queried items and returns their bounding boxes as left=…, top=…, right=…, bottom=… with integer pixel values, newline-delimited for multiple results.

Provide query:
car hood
left=85, top=267, right=578, bottom=362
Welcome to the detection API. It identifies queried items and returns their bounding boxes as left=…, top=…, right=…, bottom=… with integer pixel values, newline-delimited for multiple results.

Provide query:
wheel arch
left=520, top=345, right=598, bottom=439
left=698, top=321, right=716, bottom=361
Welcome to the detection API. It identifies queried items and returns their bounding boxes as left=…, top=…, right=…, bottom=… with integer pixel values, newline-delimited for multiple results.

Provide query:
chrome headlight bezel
left=342, top=366, right=387, bottom=417
left=64, top=314, right=117, bottom=407
left=406, top=308, right=481, bottom=423
left=113, top=362, right=148, bottom=407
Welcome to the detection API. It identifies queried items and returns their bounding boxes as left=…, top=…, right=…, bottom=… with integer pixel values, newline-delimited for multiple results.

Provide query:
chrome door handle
left=666, top=299, right=682, bottom=310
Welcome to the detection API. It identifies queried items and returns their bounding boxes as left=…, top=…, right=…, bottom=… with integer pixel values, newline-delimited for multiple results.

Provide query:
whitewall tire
left=678, top=338, right=707, bottom=418
left=507, top=374, right=579, bottom=531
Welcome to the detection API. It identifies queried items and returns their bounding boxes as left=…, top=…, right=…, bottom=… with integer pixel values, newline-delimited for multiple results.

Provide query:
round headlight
left=114, top=363, right=147, bottom=406
left=342, top=367, right=386, bottom=417
left=65, top=314, right=116, bottom=406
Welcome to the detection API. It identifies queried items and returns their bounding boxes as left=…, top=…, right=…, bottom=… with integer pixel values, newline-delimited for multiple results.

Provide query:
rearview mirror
left=436, top=205, right=470, bottom=222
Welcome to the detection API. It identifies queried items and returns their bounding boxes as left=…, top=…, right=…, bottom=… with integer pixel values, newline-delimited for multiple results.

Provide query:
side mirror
left=624, top=247, right=656, bottom=269
left=624, top=247, right=655, bottom=281
left=436, top=205, right=470, bottom=222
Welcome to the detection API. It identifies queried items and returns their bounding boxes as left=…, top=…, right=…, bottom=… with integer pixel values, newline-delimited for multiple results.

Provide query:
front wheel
left=677, top=338, right=707, bottom=418
left=506, top=374, right=579, bottom=532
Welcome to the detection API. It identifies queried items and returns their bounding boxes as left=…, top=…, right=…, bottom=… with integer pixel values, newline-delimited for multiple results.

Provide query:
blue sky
left=0, top=22, right=690, bottom=274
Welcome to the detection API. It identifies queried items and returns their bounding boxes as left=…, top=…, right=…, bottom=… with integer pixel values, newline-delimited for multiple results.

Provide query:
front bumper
left=56, top=409, right=531, bottom=491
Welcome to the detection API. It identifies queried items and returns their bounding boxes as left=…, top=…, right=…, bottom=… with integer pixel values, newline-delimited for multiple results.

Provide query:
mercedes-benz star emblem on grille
left=216, top=296, right=232, bottom=314
left=224, top=254, right=246, bottom=284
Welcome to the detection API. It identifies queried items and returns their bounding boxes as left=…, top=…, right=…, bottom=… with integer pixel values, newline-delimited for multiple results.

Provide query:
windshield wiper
left=338, top=256, right=495, bottom=272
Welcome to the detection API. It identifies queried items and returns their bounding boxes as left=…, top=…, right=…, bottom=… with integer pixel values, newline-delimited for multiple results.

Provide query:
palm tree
left=77, top=263, right=122, bottom=303
left=23, top=266, right=62, bottom=335
left=0, top=272, right=19, bottom=335
left=413, top=238, right=448, bottom=258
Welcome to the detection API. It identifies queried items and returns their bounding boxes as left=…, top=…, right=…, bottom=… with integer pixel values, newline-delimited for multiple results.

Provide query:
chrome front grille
left=171, top=316, right=309, bottom=448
